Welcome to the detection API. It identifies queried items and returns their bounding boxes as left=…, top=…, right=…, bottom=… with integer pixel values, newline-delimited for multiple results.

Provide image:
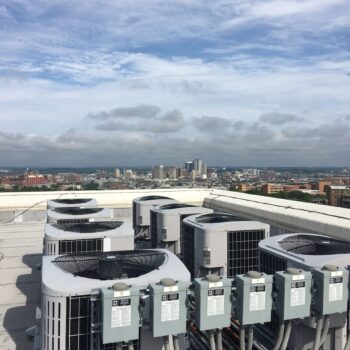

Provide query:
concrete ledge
left=0, top=188, right=212, bottom=211
left=205, top=190, right=350, bottom=241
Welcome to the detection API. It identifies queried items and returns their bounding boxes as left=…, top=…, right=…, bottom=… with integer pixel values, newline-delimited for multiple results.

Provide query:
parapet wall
left=0, top=188, right=213, bottom=223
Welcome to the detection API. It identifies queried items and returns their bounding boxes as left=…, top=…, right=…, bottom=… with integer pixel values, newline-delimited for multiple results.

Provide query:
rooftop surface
left=1, top=188, right=350, bottom=349
left=0, top=221, right=43, bottom=350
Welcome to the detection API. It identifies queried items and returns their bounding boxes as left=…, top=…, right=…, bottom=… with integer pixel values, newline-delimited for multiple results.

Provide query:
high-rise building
left=185, top=161, right=193, bottom=173
left=167, top=167, right=177, bottom=180
left=124, top=169, right=133, bottom=181
left=192, top=159, right=207, bottom=176
left=152, top=164, right=164, bottom=179
left=114, top=168, right=121, bottom=178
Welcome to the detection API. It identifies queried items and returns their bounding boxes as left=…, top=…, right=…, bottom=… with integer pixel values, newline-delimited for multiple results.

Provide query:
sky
left=0, top=0, right=350, bottom=167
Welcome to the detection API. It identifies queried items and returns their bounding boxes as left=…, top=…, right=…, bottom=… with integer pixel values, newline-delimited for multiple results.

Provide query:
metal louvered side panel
left=227, top=230, right=267, bottom=277
left=58, top=239, right=103, bottom=255
left=42, top=294, right=65, bottom=350
left=65, top=295, right=139, bottom=350
left=57, top=219, right=90, bottom=224
left=259, top=250, right=287, bottom=275
left=183, top=223, right=195, bottom=278
left=150, top=211, right=158, bottom=248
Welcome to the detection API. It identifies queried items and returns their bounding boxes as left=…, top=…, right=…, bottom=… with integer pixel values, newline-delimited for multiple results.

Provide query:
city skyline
left=1, top=1, right=350, bottom=166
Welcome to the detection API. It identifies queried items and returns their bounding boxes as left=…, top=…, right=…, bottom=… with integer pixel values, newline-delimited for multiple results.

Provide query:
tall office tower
left=193, top=159, right=203, bottom=175
left=124, top=169, right=133, bottom=181
left=152, top=164, right=164, bottom=180
left=185, top=161, right=194, bottom=173
left=114, top=168, right=121, bottom=178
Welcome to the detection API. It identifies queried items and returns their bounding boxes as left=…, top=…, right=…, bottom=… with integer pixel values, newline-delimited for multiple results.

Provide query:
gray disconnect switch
left=312, top=265, right=349, bottom=315
left=149, top=278, right=189, bottom=338
left=274, top=268, right=312, bottom=321
left=101, top=283, right=140, bottom=344
left=193, top=274, right=233, bottom=331
left=235, top=271, right=273, bottom=325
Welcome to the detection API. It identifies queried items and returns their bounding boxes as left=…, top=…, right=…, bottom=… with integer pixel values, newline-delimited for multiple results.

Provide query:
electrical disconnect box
left=193, top=274, right=233, bottom=331
left=312, top=265, right=349, bottom=315
left=274, top=268, right=312, bottom=321
left=101, top=283, right=140, bottom=344
left=235, top=271, right=273, bottom=326
left=149, top=278, right=188, bottom=338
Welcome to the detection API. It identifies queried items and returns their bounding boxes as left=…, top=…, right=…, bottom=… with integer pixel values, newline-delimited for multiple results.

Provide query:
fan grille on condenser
left=160, top=203, right=196, bottom=210
left=52, top=199, right=92, bottom=204
left=279, top=234, right=350, bottom=255
left=139, top=195, right=172, bottom=201
left=195, top=213, right=245, bottom=223
left=53, top=207, right=103, bottom=215
left=53, top=250, right=166, bottom=280
left=53, top=221, right=123, bottom=233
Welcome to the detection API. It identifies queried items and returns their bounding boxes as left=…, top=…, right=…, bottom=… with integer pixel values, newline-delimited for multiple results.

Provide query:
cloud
left=282, top=122, right=350, bottom=139
left=94, top=107, right=184, bottom=134
left=87, top=104, right=161, bottom=120
left=0, top=0, right=350, bottom=166
left=192, top=116, right=232, bottom=132
left=259, top=112, right=302, bottom=125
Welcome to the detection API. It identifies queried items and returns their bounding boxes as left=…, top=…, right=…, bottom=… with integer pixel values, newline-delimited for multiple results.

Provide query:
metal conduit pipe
left=272, top=321, right=285, bottom=350
left=209, top=330, right=216, bottom=350
left=216, top=330, right=223, bottom=350
left=247, top=326, right=254, bottom=350
left=313, top=316, right=324, bottom=350
left=280, top=321, right=292, bottom=350
left=319, top=315, right=330, bottom=348
left=240, top=326, right=246, bottom=350
left=163, top=335, right=171, bottom=350
left=173, top=334, right=180, bottom=350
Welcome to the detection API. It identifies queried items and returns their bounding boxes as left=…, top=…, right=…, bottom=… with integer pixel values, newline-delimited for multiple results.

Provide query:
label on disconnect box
left=111, top=299, right=131, bottom=328
left=329, top=277, right=343, bottom=302
left=290, top=282, right=306, bottom=307
left=207, top=289, right=225, bottom=316
left=161, top=293, right=180, bottom=322
left=249, top=285, right=266, bottom=311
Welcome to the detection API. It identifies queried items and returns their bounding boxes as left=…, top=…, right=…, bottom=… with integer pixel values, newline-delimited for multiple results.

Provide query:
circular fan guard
left=196, top=213, right=244, bottom=223
left=279, top=234, right=350, bottom=255
left=53, top=207, right=103, bottom=215
left=53, top=221, right=122, bottom=233
left=53, top=250, right=166, bottom=280
left=53, top=199, right=92, bottom=204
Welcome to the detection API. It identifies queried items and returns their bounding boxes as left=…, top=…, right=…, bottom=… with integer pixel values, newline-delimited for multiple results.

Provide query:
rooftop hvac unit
left=43, top=221, right=134, bottom=256
left=259, top=233, right=350, bottom=273
left=47, top=207, right=112, bottom=224
left=258, top=233, right=350, bottom=350
left=47, top=198, right=98, bottom=209
left=41, top=249, right=190, bottom=350
left=182, top=212, right=270, bottom=278
left=150, top=203, right=213, bottom=254
left=132, top=196, right=177, bottom=238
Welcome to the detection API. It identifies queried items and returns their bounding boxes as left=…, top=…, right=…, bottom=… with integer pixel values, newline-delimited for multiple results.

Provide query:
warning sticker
left=290, top=282, right=306, bottom=307
left=207, top=289, right=225, bottom=316
left=161, top=293, right=180, bottom=322
left=111, top=299, right=131, bottom=328
left=329, top=277, right=343, bottom=302
left=249, top=286, right=266, bottom=311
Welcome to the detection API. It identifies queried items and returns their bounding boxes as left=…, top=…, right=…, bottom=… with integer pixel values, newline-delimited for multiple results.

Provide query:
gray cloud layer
left=1, top=108, right=350, bottom=167
left=89, top=106, right=184, bottom=134
left=259, top=112, right=302, bottom=125
left=87, top=105, right=161, bottom=120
